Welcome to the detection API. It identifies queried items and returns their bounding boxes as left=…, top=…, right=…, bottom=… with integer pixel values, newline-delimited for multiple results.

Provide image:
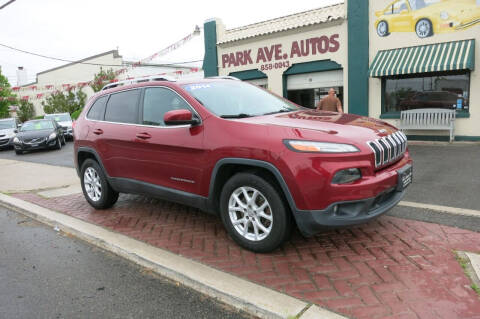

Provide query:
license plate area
left=397, top=164, right=413, bottom=191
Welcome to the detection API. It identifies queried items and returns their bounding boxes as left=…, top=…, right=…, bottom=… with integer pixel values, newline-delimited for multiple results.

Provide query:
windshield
left=0, top=119, right=15, bottom=130
left=182, top=81, right=298, bottom=118
left=20, top=120, right=54, bottom=132
left=44, top=114, right=71, bottom=122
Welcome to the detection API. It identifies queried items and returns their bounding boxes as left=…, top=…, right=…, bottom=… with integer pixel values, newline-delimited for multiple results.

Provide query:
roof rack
left=208, top=75, right=241, bottom=81
left=101, top=75, right=177, bottom=91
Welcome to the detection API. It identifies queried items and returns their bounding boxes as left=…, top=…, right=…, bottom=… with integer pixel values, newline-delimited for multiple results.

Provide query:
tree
left=0, top=69, right=16, bottom=118
left=17, top=99, right=35, bottom=122
left=90, top=67, right=117, bottom=92
left=42, top=89, right=87, bottom=115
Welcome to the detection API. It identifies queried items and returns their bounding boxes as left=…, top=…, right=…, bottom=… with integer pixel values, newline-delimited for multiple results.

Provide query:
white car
left=0, top=118, right=21, bottom=150
left=44, top=113, right=73, bottom=139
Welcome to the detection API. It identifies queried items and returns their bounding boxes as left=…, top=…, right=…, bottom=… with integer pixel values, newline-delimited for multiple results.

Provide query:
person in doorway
left=316, top=88, right=343, bottom=113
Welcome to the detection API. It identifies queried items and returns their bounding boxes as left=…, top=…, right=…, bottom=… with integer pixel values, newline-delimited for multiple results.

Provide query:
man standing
left=316, top=88, right=343, bottom=113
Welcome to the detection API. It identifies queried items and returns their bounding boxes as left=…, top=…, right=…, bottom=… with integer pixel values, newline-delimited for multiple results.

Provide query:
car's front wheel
left=416, top=18, right=433, bottom=38
left=80, top=159, right=119, bottom=209
left=220, top=173, right=291, bottom=253
left=56, top=137, right=62, bottom=150
left=377, top=21, right=389, bottom=37
left=15, top=149, right=23, bottom=155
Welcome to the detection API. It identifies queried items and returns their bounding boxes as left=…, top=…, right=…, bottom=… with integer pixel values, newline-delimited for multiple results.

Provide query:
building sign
left=221, top=34, right=340, bottom=70
left=374, top=0, right=480, bottom=39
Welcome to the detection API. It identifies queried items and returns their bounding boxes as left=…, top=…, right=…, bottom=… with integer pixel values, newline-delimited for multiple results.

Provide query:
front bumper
left=294, top=187, right=405, bottom=236
left=293, top=160, right=412, bottom=237
left=0, top=137, right=14, bottom=149
left=14, top=139, right=58, bottom=151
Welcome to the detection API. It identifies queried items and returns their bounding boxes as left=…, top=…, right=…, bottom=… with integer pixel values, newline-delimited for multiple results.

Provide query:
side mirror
left=164, top=109, right=200, bottom=126
left=14, top=129, right=18, bottom=133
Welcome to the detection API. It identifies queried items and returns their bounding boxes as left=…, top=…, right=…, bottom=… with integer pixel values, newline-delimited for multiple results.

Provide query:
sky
left=0, top=0, right=342, bottom=86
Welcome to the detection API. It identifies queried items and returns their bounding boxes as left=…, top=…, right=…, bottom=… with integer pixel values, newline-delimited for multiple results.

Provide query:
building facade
left=203, top=0, right=480, bottom=140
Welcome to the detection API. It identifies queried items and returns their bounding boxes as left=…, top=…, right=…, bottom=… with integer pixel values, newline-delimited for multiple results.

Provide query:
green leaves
left=17, top=99, right=35, bottom=122
left=0, top=69, right=16, bottom=119
left=90, top=67, right=117, bottom=93
left=42, top=89, right=86, bottom=115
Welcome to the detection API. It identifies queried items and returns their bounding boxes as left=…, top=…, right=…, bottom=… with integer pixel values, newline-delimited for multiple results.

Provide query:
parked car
left=44, top=112, right=74, bottom=139
left=0, top=117, right=21, bottom=150
left=13, top=119, right=66, bottom=155
left=74, top=78, right=413, bottom=253
left=375, top=0, right=480, bottom=38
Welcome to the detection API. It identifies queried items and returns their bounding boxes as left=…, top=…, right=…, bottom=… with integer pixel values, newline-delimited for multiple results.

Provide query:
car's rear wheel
left=377, top=21, right=389, bottom=37
left=220, top=173, right=291, bottom=253
left=416, top=18, right=433, bottom=38
left=80, top=159, right=119, bottom=209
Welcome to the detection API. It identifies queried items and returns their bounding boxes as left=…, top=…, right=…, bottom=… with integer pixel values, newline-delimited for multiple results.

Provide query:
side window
left=142, top=87, right=192, bottom=126
left=104, top=89, right=140, bottom=124
left=87, top=95, right=108, bottom=120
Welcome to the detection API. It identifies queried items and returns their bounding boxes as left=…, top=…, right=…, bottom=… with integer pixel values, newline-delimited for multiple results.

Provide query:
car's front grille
left=367, top=131, right=407, bottom=168
left=0, top=138, right=9, bottom=145
left=24, top=137, right=46, bottom=144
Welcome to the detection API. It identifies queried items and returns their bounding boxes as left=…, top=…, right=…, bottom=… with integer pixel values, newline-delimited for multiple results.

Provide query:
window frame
left=380, top=70, right=471, bottom=119
left=103, top=88, right=142, bottom=125
left=138, top=86, right=201, bottom=128
left=86, top=95, right=110, bottom=121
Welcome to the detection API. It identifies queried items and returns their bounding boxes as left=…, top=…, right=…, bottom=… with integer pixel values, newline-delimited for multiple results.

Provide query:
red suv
left=74, top=78, right=413, bottom=252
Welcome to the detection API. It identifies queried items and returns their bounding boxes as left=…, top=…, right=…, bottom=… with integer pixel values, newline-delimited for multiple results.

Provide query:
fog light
left=332, top=168, right=361, bottom=184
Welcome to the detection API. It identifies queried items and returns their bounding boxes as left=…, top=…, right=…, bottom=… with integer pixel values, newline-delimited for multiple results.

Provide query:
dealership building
left=202, top=0, right=480, bottom=141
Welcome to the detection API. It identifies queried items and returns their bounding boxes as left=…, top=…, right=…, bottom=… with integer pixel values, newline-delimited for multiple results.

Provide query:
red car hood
left=239, top=110, right=398, bottom=143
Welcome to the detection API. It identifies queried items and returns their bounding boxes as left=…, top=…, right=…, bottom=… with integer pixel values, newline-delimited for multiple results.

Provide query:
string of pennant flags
left=0, top=26, right=202, bottom=101
left=0, top=67, right=202, bottom=101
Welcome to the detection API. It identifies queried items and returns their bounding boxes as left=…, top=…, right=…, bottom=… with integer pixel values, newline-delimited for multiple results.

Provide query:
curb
left=0, top=193, right=346, bottom=319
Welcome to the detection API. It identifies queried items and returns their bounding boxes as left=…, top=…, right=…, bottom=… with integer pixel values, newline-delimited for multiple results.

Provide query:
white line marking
left=399, top=201, right=480, bottom=218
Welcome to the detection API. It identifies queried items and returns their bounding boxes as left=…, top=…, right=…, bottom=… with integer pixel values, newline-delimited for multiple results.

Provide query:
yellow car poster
left=375, top=0, right=480, bottom=38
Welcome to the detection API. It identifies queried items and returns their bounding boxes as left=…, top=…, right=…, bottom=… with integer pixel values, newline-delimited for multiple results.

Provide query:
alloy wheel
left=84, top=167, right=102, bottom=202
left=416, top=19, right=431, bottom=38
left=228, top=186, right=273, bottom=241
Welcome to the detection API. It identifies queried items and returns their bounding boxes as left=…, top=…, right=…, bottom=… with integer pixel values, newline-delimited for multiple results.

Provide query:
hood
left=238, top=110, right=398, bottom=143
left=0, top=128, right=16, bottom=137
left=17, top=129, right=54, bottom=141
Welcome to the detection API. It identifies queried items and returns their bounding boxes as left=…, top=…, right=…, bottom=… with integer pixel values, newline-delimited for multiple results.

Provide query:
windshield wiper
left=220, top=113, right=254, bottom=119
left=261, top=108, right=294, bottom=116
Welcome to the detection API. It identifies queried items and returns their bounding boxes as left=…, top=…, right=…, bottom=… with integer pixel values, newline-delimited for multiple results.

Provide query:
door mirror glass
left=164, top=109, right=199, bottom=126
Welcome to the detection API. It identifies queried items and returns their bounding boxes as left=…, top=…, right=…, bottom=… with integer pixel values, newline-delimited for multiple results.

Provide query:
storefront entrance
left=286, top=70, right=343, bottom=109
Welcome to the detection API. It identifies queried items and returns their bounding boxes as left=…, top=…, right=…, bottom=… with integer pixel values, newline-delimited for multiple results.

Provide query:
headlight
left=48, top=132, right=57, bottom=140
left=440, top=11, right=449, bottom=20
left=13, top=137, right=20, bottom=143
left=332, top=168, right=362, bottom=184
left=284, top=140, right=360, bottom=153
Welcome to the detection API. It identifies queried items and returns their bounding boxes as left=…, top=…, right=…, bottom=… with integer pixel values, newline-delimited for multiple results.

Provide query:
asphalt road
left=0, top=207, right=251, bottom=319
left=0, top=141, right=74, bottom=168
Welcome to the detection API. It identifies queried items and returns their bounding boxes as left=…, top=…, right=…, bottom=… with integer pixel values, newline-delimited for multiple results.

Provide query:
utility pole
left=0, top=0, right=16, bottom=10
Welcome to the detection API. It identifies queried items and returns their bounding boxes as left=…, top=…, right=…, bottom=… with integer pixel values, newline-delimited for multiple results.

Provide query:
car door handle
left=136, top=132, right=151, bottom=140
left=93, top=129, right=103, bottom=135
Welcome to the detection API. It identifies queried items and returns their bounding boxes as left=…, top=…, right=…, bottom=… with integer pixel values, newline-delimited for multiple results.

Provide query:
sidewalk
left=1, top=155, right=480, bottom=319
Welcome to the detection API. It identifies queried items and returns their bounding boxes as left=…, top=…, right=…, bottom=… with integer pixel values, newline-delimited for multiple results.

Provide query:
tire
left=61, top=135, right=66, bottom=146
left=377, top=20, right=389, bottom=37
left=15, top=150, right=23, bottom=155
left=80, top=159, right=119, bottom=209
left=415, top=18, right=433, bottom=38
left=219, top=173, right=291, bottom=253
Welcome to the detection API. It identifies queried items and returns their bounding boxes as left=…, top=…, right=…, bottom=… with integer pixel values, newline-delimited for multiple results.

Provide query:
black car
left=13, top=119, right=66, bottom=155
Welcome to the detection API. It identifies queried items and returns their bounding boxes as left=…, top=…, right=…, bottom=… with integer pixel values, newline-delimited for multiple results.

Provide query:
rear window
left=104, top=90, right=140, bottom=124
left=87, top=96, right=108, bottom=120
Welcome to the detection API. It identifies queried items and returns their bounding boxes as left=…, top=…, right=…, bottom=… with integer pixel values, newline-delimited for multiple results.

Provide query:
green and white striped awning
left=369, top=39, right=475, bottom=77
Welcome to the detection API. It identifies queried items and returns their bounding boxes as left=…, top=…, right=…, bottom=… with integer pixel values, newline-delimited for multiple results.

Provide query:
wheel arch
left=208, top=158, right=299, bottom=215
left=76, top=147, right=108, bottom=178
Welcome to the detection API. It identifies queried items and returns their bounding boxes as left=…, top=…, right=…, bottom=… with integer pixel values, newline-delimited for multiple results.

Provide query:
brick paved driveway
left=14, top=193, right=480, bottom=319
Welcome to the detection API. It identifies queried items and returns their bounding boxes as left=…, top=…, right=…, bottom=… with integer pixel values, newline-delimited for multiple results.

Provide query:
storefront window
left=288, top=87, right=343, bottom=109
left=383, top=72, right=470, bottom=114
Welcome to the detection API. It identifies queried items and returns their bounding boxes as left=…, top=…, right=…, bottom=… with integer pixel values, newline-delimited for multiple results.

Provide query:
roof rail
left=101, top=75, right=177, bottom=91
left=208, top=76, right=241, bottom=81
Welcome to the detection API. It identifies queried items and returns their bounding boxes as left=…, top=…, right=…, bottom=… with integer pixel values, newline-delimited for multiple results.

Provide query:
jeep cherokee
left=74, top=78, right=413, bottom=253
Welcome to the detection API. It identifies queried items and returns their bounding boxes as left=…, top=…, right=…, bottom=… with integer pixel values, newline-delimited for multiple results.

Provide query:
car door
left=92, top=89, right=142, bottom=180
left=131, top=86, right=205, bottom=195
left=390, top=0, right=413, bottom=32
